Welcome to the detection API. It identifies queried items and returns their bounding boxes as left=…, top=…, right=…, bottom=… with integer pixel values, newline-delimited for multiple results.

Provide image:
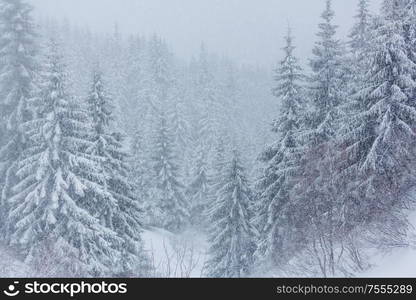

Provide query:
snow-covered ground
left=364, top=246, right=416, bottom=277
left=142, top=227, right=208, bottom=278
left=0, top=227, right=208, bottom=278
left=1, top=223, right=415, bottom=278
left=362, top=210, right=416, bottom=277
left=140, top=210, right=416, bottom=278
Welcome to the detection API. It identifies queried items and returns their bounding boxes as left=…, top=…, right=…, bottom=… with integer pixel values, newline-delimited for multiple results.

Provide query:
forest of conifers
left=0, top=0, right=416, bottom=278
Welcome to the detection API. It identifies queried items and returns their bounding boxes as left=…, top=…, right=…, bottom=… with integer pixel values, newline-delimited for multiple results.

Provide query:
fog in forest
left=30, top=0, right=382, bottom=66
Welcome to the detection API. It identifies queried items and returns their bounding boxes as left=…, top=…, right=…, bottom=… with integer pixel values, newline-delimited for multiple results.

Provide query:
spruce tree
left=103, top=24, right=128, bottom=133
left=147, top=36, right=173, bottom=109
left=343, top=0, right=373, bottom=137
left=287, top=0, right=350, bottom=274
left=349, top=0, right=372, bottom=62
left=152, top=114, right=189, bottom=232
left=123, top=35, right=147, bottom=136
left=341, top=0, right=416, bottom=225
left=186, top=146, right=211, bottom=227
left=5, top=41, right=123, bottom=276
left=0, top=0, right=38, bottom=223
left=195, top=44, right=219, bottom=151
left=205, top=150, right=257, bottom=278
left=84, top=68, right=117, bottom=227
left=169, top=91, right=191, bottom=168
left=208, top=135, right=228, bottom=216
left=307, top=0, right=346, bottom=145
left=348, top=0, right=373, bottom=94
left=256, top=28, right=305, bottom=264
left=86, top=69, right=150, bottom=276
left=402, top=0, right=416, bottom=80
left=211, top=136, right=227, bottom=190
left=130, top=128, right=153, bottom=221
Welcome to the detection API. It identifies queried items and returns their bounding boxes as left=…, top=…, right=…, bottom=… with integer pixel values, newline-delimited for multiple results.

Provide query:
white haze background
left=30, top=0, right=382, bottom=66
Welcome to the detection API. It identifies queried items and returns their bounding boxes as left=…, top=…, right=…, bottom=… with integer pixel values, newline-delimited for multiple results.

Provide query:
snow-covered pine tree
left=108, top=132, right=152, bottom=276
left=127, top=39, right=158, bottom=225
left=152, top=114, right=189, bottom=232
left=207, top=135, right=229, bottom=219
left=205, top=150, right=257, bottom=278
left=218, top=61, right=241, bottom=139
left=123, top=35, right=147, bottom=136
left=170, top=90, right=191, bottom=161
left=286, top=0, right=351, bottom=274
left=86, top=68, right=150, bottom=276
left=340, top=0, right=416, bottom=230
left=130, top=128, right=153, bottom=223
left=190, top=52, right=222, bottom=185
left=401, top=0, right=416, bottom=81
left=211, top=136, right=228, bottom=190
left=348, top=0, right=373, bottom=94
left=306, top=0, right=346, bottom=145
left=255, top=27, right=305, bottom=264
left=5, top=40, right=124, bottom=277
left=186, top=145, right=211, bottom=227
left=342, top=0, right=373, bottom=138
left=84, top=68, right=117, bottom=227
left=0, top=0, right=38, bottom=223
left=194, top=44, right=220, bottom=152
left=147, top=35, right=173, bottom=110
left=349, top=0, right=372, bottom=64
left=103, top=23, right=128, bottom=133
left=167, top=77, right=192, bottom=182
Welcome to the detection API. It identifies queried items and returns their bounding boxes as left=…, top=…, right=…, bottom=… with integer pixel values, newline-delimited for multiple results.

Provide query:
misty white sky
left=30, top=0, right=383, bottom=67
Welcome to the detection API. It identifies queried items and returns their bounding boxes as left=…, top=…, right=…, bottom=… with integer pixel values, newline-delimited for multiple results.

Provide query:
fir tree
left=168, top=79, right=192, bottom=181
left=123, top=35, right=147, bottom=136
left=169, top=89, right=191, bottom=162
left=286, top=0, right=350, bottom=274
left=86, top=69, right=150, bottom=276
left=104, top=23, right=128, bottom=133
left=130, top=128, right=153, bottom=221
left=152, top=114, right=189, bottom=232
left=186, top=146, right=211, bottom=227
left=401, top=0, right=416, bottom=80
left=208, top=135, right=229, bottom=218
left=256, top=28, right=305, bottom=264
left=349, top=0, right=372, bottom=61
left=343, top=0, right=373, bottom=136
left=340, top=0, right=416, bottom=225
left=205, top=150, right=257, bottom=278
left=195, top=44, right=220, bottom=151
left=84, top=68, right=117, bottom=227
left=348, top=0, right=373, bottom=93
left=5, top=41, right=123, bottom=277
left=307, top=0, right=346, bottom=145
left=211, top=136, right=228, bottom=190
left=0, top=0, right=38, bottom=223
left=147, top=35, right=173, bottom=109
